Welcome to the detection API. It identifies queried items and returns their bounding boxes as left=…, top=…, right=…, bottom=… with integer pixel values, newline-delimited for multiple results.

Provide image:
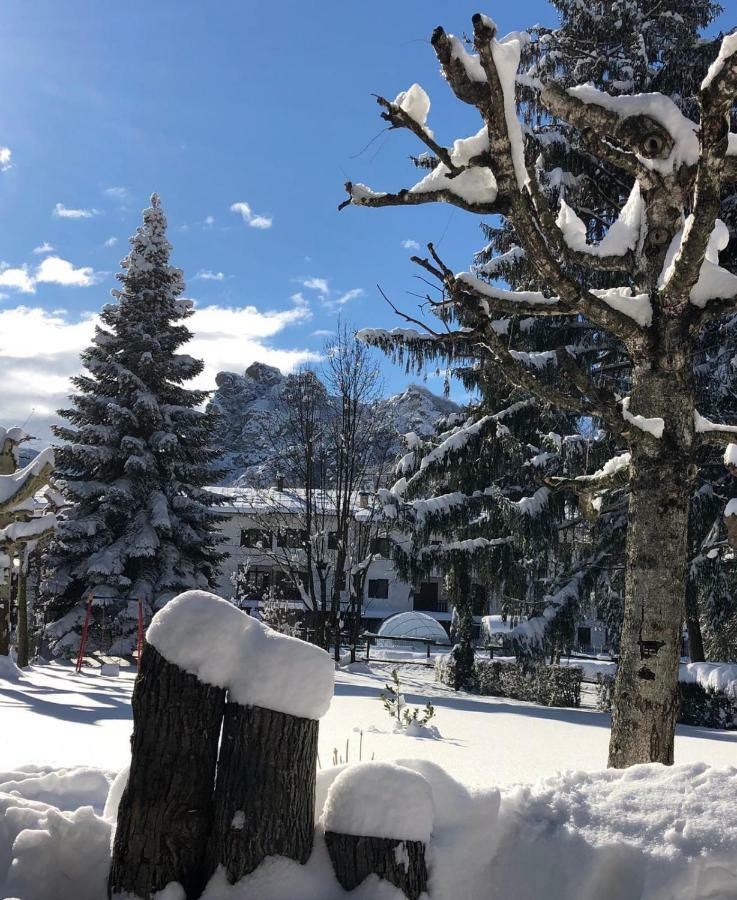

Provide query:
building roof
left=209, top=485, right=376, bottom=516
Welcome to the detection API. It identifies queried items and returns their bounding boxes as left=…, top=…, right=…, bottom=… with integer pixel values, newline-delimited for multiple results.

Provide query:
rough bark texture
left=206, top=701, right=319, bottom=883
left=0, top=588, right=9, bottom=657
left=325, top=831, right=428, bottom=900
left=609, top=355, right=694, bottom=767
left=15, top=568, right=28, bottom=668
left=109, top=643, right=226, bottom=900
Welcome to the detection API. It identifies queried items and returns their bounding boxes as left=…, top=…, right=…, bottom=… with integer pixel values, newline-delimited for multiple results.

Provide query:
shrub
left=595, top=674, right=737, bottom=729
left=474, top=659, right=582, bottom=708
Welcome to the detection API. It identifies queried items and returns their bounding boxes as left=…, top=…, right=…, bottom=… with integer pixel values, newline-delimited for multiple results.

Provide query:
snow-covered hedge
left=436, top=655, right=582, bottom=707
left=596, top=673, right=737, bottom=729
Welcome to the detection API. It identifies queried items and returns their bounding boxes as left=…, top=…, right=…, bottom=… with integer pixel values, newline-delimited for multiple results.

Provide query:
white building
left=210, top=485, right=610, bottom=652
left=209, top=485, right=491, bottom=639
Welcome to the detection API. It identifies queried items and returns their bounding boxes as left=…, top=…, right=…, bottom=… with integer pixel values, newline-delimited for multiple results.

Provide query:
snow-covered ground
left=3, top=660, right=737, bottom=899
left=1, top=660, right=735, bottom=786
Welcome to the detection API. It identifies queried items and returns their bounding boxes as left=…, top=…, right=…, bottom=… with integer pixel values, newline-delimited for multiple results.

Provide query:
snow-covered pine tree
left=342, top=12, right=737, bottom=767
left=42, top=195, right=225, bottom=656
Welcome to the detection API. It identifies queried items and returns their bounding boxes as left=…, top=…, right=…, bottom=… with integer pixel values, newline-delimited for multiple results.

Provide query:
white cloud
left=311, top=329, right=333, bottom=337
left=0, top=297, right=317, bottom=442
left=204, top=215, right=215, bottom=227
left=194, top=270, right=226, bottom=281
left=0, top=256, right=101, bottom=294
left=0, top=148, right=12, bottom=171
left=334, top=288, right=364, bottom=307
left=230, top=201, right=273, bottom=230
left=104, top=236, right=118, bottom=247
left=53, top=203, right=99, bottom=219
left=35, top=256, right=100, bottom=287
left=300, top=277, right=364, bottom=310
left=103, top=186, right=128, bottom=199
left=32, top=242, right=55, bottom=255
left=402, top=239, right=420, bottom=250
left=301, top=277, right=329, bottom=295
left=0, top=265, right=34, bottom=294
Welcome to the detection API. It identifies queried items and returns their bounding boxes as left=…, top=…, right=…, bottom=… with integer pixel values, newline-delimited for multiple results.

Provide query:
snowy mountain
left=208, top=363, right=461, bottom=485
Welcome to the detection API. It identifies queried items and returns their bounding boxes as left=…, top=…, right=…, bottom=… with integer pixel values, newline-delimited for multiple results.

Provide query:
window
left=328, top=531, right=339, bottom=550
left=240, top=528, right=272, bottom=549
left=471, top=583, right=488, bottom=617
left=370, top=536, right=392, bottom=557
left=577, top=626, right=592, bottom=650
left=367, top=578, right=389, bottom=600
left=414, top=581, right=446, bottom=612
left=236, top=565, right=271, bottom=602
left=274, top=570, right=309, bottom=601
left=276, top=528, right=308, bottom=549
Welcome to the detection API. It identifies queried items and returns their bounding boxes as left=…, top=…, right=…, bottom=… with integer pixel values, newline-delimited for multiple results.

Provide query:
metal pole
left=75, top=592, right=94, bottom=673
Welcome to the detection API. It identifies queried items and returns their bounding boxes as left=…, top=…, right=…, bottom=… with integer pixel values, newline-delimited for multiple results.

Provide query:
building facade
left=210, top=485, right=610, bottom=652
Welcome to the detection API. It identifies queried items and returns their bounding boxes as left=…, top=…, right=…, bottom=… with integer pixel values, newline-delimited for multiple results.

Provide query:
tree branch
left=668, top=40, right=737, bottom=302
left=339, top=180, right=509, bottom=216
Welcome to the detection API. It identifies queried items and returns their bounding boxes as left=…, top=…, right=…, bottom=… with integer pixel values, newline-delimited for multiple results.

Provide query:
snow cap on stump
left=147, top=590, right=334, bottom=719
left=324, top=762, right=434, bottom=842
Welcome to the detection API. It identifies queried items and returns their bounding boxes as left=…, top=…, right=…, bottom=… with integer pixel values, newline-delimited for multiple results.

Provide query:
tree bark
left=16, top=565, right=28, bottom=668
left=325, top=831, right=428, bottom=900
left=0, top=582, right=9, bottom=656
left=109, top=643, right=226, bottom=900
left=206, top=701, right=319, bottom=883
left=608, top=357, right=694, bottom=767
left=685, top=613, right=705, bottom=663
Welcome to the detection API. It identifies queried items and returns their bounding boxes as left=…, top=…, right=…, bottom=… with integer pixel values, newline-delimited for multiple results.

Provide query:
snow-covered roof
left=209, top=485, right=376, bottom=516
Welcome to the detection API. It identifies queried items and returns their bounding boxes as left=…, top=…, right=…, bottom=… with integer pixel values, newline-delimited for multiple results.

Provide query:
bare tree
left=340, top=14, right=737, bottom=766
left=237, top=347, right=393, bottom=655
left=323, top=322, right=393, bottom=660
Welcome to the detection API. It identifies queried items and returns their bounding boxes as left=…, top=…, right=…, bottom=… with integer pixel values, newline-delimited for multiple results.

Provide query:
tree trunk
left=109, top=643, right=226, bottom=900
left=0, top=576, right=10, bottom=656
left=206, top=700, right=319, bottom=883
left=608, top=360, right=693, bottom=767
left=684, top=578, right=705, bottom=663
left=324, top=831, right=428, bottom=900
left=16, top=565, right=28, bottom=668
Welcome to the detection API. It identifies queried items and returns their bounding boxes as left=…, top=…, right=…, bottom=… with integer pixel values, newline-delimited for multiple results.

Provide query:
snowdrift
left=2, top=759, right=737, bottom=900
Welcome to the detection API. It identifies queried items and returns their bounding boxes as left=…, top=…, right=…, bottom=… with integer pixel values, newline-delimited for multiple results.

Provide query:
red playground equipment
left=75, top=592, right=145, bottom=673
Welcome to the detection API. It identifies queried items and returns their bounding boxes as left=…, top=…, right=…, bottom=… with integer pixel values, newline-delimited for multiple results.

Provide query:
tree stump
left=324, top=832, right=429, bottom=899
left=206, top=700, right=319, bottom=882
left=323, top=762, right=433, bottom=900
left=108, top=642, right=226, bottom=900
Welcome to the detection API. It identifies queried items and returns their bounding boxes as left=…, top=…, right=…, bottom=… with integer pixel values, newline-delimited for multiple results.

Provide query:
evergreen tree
left=42, top=195, right=225, bottom=655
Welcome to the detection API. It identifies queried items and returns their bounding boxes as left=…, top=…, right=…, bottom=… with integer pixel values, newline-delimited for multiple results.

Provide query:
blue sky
left=0, top=0, right=733, bottom=444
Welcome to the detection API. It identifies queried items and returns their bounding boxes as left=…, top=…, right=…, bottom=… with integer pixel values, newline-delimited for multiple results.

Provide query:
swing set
left=75, top=592, right=145, bottom=673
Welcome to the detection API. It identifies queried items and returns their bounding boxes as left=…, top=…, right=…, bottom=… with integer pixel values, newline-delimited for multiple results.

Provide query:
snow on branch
left=621, top=397, right=665, bottom=440
left=666, top=32, right=737, bottom=304
left=695, top=410, right=737, bottom=447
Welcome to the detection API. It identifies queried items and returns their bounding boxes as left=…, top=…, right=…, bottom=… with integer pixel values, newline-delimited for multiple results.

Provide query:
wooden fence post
left=108, top=643, right=226, bottom=900
left=323, top=762, right=433, bottom=900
